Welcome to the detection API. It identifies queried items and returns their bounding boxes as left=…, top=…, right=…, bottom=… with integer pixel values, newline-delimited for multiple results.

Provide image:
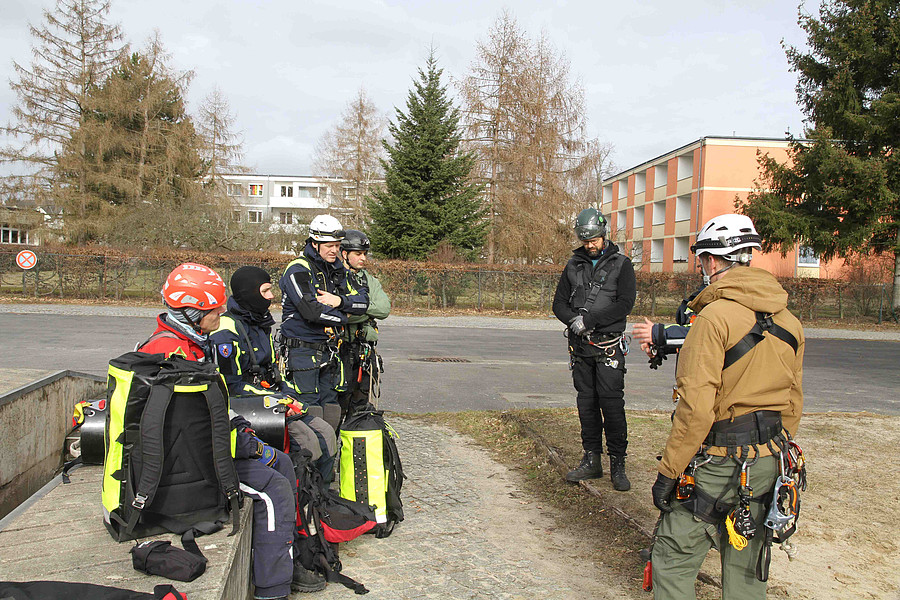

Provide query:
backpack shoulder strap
left=723, top=311, right=799, bottom=370
left=224, top=312, right=261, bottom=371
left=135, top=330, right=181, bottom=352
left=199, top=381, right=242, bottom=535
left=126, top=380, right=177, bottom=533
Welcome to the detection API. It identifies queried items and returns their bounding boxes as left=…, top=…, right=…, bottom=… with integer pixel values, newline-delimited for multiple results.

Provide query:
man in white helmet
left=649, top=214, right=805, bottom=599
left=278, top=215, right=369, bottom=433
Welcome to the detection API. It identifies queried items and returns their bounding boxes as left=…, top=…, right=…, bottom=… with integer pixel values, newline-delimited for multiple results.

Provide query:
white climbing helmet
left=691, top=214, right=762, bottom=264
left=308, top=214, right=345, bottom=242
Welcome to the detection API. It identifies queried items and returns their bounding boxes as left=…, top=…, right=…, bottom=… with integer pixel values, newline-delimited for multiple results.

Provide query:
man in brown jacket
left=650, top=214, right=804, bottom=599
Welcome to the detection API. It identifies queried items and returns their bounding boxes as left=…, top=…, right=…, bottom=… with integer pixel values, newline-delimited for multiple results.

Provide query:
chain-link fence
left=2, top=249, right=897, bottom=323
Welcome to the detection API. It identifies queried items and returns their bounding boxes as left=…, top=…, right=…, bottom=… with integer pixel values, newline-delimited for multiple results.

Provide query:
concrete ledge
left=0, top=371, right=106, bottom=519
left=0, top=466, right=252, bottom=600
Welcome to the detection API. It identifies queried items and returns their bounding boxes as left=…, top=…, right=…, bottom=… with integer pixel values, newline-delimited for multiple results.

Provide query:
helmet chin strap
left=178, top=307, right=204, bottom=335
left=700, top=254, right=740, bottom=285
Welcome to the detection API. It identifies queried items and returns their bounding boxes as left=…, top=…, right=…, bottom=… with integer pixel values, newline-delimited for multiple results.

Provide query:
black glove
left=652, top=473, right=677, bottom=513
left=568, top=315, right=587, bottom=336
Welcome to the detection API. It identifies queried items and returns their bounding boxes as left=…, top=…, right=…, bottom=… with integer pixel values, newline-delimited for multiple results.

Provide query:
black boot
left=292, top=562, right=326, bottom=593
left=565, top=450, right=604, bottom=482
left=609, top=454, right=631, bottom=491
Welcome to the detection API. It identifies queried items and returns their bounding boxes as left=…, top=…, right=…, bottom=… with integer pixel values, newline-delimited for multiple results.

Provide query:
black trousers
left=570, top=344, right=628, bottom=456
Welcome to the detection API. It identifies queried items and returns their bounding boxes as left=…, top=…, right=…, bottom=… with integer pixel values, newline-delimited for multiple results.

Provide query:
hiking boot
left=292, top=563, right=326, bottom=593
left=565, top=451, right=604, bottom=482
left=610, top=454, right=631, bottom=491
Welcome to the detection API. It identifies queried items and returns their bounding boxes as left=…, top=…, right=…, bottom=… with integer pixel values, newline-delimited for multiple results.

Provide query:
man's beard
left=587, top=247, right=600, bottom=258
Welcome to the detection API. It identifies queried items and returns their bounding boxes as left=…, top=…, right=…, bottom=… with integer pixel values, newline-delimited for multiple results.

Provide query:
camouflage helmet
left=574, top=207, right=607, bottom=241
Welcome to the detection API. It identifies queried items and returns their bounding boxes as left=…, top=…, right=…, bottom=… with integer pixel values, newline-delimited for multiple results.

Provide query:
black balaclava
left=230, top=266, right=272, bottom=317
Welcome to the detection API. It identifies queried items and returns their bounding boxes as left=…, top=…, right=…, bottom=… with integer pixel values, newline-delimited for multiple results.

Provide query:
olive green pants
left=652, top=455, right=778, bottom=600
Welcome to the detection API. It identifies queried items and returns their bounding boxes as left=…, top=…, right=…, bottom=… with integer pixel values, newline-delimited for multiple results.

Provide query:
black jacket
left=552, top=242, right=636, bottom=334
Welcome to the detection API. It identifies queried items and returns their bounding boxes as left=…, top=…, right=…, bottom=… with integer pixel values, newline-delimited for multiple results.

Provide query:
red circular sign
left=16, top=250, right=37, bottom=270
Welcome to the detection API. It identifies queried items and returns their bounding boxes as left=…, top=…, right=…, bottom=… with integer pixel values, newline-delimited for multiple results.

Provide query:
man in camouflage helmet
left=552, top=207, right=636, bottom=491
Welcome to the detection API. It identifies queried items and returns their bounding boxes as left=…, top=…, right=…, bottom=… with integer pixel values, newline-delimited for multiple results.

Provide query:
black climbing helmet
left=341, top=229, right=371, bottom=253
left=574, top=207, right=607, bottom=241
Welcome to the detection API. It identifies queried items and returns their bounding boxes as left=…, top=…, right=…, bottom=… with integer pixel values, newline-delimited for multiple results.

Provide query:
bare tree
left=313, top=87, right=386, bottom=229
left=460, top=12, right=612, bottom=264
left=1, top=0, right=124, bottom=198
left=197, top=86, right=247, bottom=191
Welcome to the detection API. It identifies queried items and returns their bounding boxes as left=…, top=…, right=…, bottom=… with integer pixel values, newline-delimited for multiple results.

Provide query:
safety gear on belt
left=340, top=229, right=370, bottom=252
left=651, top=473, right=677, bottom=513
left=308, top=214, right=345, bottom=242
left=574, top=207, right=608, bottom=241
left=565, top=450, right=604, bottom=482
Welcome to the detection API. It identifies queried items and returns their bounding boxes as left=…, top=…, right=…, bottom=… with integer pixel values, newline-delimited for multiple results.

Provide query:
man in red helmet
left=138, top=263, right=325, bottom=598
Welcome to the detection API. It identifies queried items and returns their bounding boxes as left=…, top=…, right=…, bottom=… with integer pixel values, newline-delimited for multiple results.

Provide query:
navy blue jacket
left=278, top=242, right=368, bottom=342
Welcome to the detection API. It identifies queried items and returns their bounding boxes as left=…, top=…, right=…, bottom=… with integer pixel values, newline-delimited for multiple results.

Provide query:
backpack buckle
left=132, top=493, right=148, bottom=510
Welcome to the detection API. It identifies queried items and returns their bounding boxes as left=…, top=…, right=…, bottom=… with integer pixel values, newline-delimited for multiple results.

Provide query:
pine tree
left=369, top=52, right=486, bottom=260
left=741, top=0, right=900, bottom=316
left=197, top=86, right=247, bottom=190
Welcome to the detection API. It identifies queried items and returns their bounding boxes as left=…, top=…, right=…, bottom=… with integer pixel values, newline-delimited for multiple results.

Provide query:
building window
left=631, top=241, right=644, bottom=263
left=652, top=201, right=666, bottom=226
left=634, top=172, right=646, bottom=194
left=280, top=185, right=293, bottom=198
left=1, top=224, right=28, bottom=244
left=617, top=179, right=628, bottom=199
left=654, top=165, right=668, bottom=188
left=342, top=187, right=356, bottom=200
left=674, top=236, right=690, bottom=262
left=280, top=211, right=294, bottom=225
left=651, top=239, right=664, bottom=263
left=232, top=211, right=241, bottom=223
left=797, top=245, right=820, bottom=266
left=677, top=154, right=693, bottom=180
left=602, top=185, right=613, bottom=205
left=249, top=184, right=264, bottom=197
left=248, top=210, right=263, bottom=224
left=616, top=210, right=626, bottom=232
left=675, top=194, right=691, bottom=222
left=297, top=186, right=320, bottom=199
left=226, top=183, right=242, bottom=196
left=633, top=206, right=645, bottom=229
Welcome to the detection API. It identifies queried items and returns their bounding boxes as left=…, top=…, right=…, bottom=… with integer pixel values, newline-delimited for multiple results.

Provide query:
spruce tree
left=741, top=0, right=900, bottom=316
left=369, top=52, right=486, bottom=260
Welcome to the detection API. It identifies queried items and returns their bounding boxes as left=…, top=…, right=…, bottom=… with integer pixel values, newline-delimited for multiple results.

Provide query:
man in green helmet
left=336, top=229, right=391, bottom=424
left=553, top=207, right=636, bottom=491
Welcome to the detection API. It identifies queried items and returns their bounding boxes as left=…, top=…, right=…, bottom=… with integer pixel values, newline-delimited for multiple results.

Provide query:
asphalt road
left=1, top=311, right=898, bottom=415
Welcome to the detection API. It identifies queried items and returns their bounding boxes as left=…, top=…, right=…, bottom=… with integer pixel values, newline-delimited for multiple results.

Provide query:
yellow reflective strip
left=102, top=366, right=134, bottom=512
left=173, top=384, right=209, bottom=393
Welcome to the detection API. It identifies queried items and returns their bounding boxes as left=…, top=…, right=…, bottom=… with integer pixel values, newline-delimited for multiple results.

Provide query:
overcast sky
left=1, top=0, right=819, bottom=177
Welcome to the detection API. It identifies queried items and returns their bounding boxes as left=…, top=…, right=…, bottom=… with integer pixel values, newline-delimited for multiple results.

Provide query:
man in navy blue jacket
left=278, top=215, right=368, bottom=431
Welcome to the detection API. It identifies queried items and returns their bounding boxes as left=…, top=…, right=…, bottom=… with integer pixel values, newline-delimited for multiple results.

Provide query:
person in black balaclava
left=210, top=266, right=337, bottom=484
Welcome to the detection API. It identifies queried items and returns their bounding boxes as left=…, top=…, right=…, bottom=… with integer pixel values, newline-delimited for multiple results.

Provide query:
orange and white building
left=602, top=136, right=839, bottom=278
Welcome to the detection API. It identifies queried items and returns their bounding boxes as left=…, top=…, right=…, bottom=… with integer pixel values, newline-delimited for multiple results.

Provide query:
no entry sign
left=16, top=250, right=37, bottom=270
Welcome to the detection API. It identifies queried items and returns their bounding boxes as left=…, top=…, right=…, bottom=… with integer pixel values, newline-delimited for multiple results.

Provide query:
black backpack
left=101, top=352, right=241, bottom=543
left=292, top=450, right=374, bottom=594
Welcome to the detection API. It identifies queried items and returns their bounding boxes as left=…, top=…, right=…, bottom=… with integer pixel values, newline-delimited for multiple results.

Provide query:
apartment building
left=221, top=174, right=335, bottom=231
left=601, top=136, right=834, bottom=278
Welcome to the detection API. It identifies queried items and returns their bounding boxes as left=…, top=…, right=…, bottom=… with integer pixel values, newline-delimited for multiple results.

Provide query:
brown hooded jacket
left=658, top=266, right=804, bottom=479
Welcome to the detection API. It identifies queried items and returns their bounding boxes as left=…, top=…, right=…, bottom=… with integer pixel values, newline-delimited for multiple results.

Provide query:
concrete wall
left=0, top=371, right=105, bottom=519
